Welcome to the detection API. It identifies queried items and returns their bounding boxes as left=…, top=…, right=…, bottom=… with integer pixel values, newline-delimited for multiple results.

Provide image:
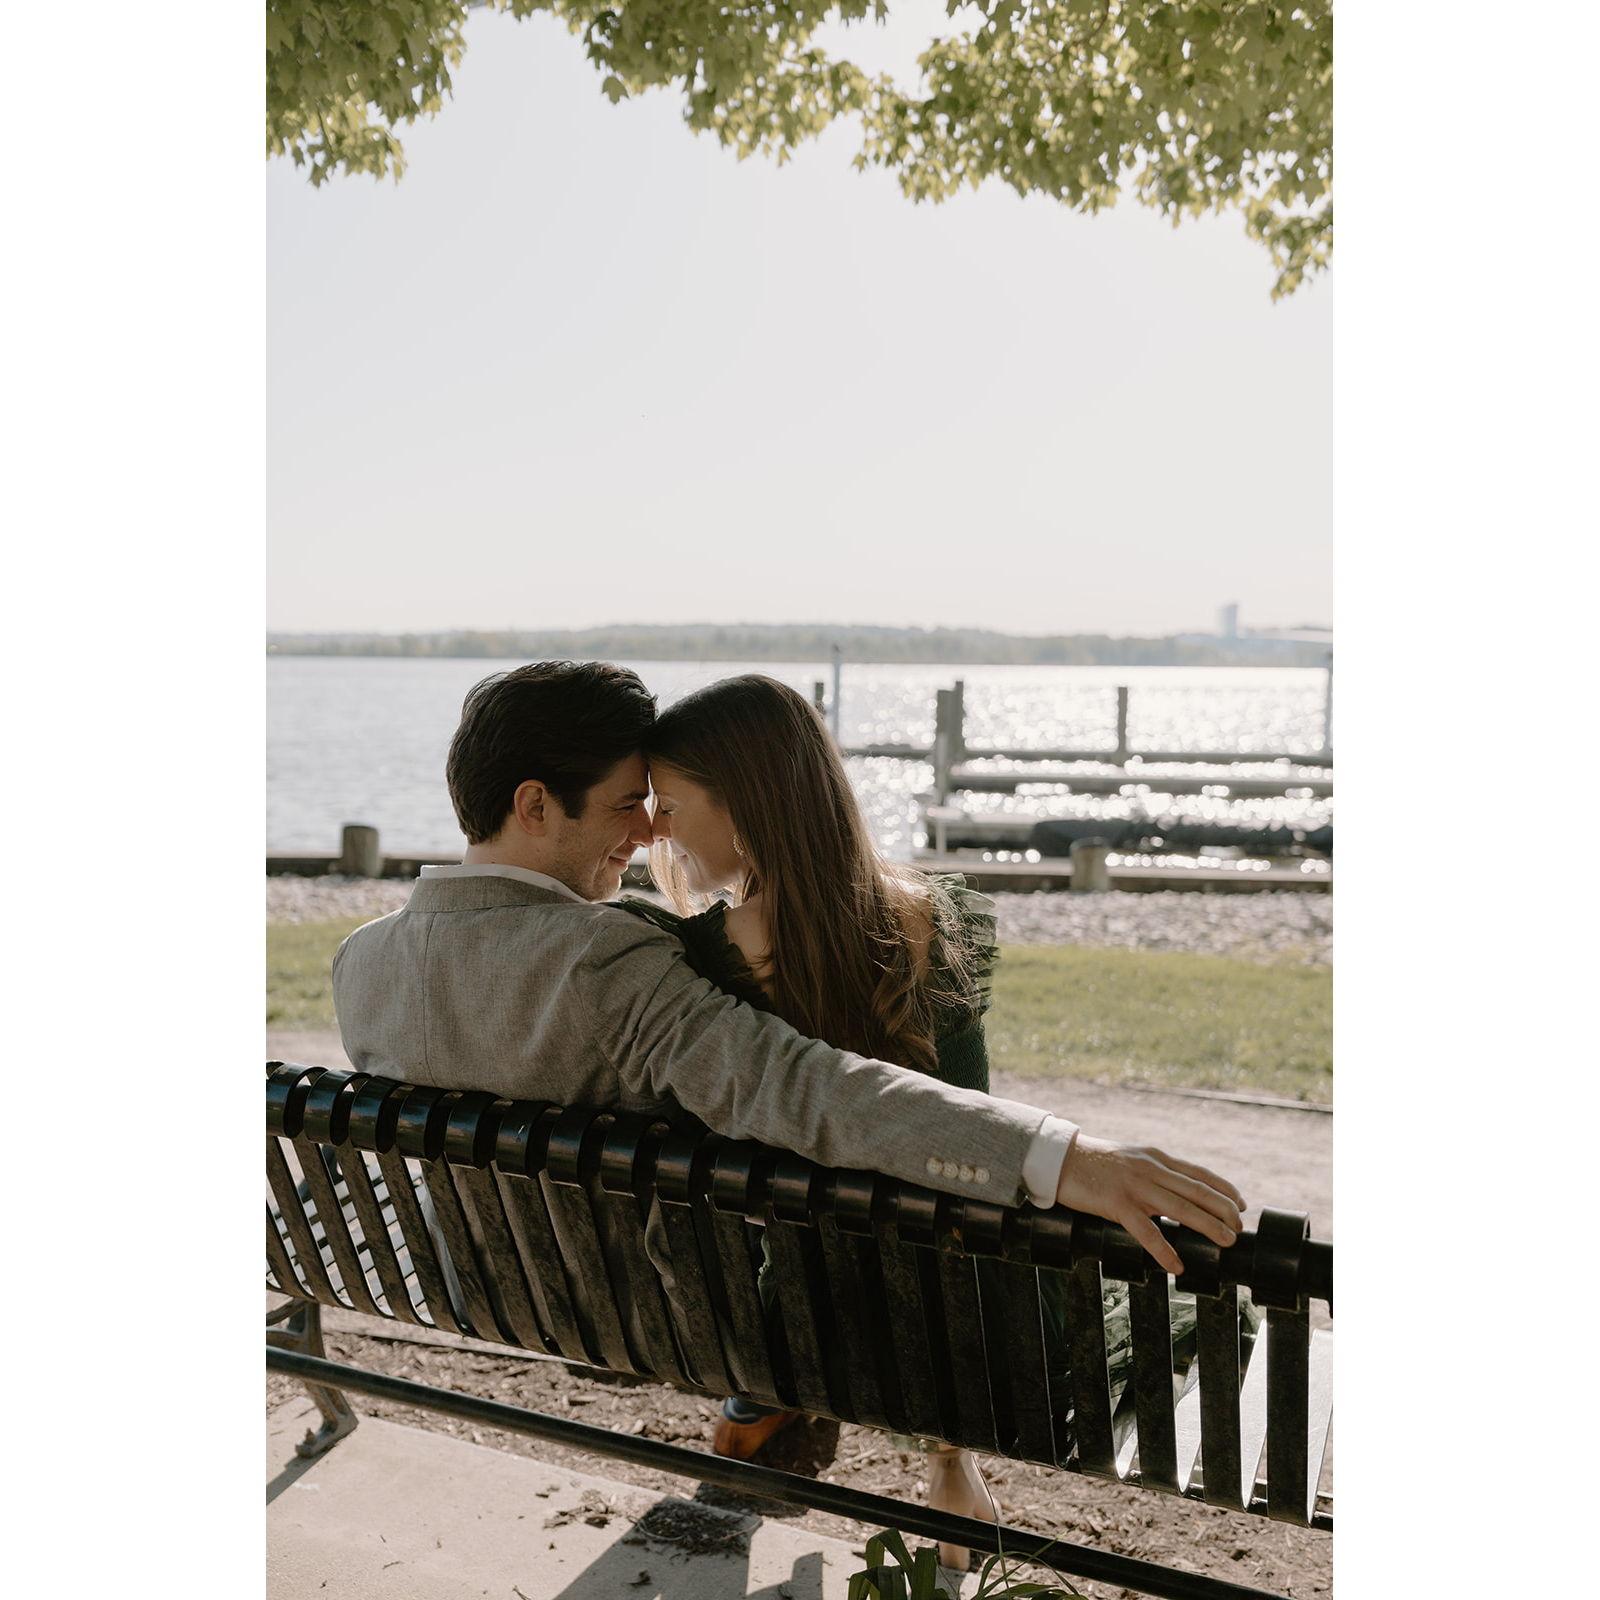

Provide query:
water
left=267, top=658, right=1331, bottom=859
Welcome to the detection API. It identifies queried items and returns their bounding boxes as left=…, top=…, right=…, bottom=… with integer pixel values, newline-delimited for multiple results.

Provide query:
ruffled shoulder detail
left=614, top=896, right=771, bottom=1013
left=922, top=872, right=1000, bottom=1022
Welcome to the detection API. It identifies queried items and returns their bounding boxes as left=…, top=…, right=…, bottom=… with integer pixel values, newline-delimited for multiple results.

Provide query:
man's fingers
left=1122, top=1211, right=1183, bottom=1277
left=1149, top=1150, right=1246, bottom=1211
left=1150, top=1189, right=1239, bottom=1249
left=1151, top=1169, right=1244, bottom=1236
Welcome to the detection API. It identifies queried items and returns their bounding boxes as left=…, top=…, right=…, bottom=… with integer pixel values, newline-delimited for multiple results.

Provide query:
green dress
left=616, top=878, right=1243, bottom=1439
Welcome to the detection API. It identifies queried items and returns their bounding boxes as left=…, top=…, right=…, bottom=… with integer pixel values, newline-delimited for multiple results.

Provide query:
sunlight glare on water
left=267, top=659, right=1331, bottom=860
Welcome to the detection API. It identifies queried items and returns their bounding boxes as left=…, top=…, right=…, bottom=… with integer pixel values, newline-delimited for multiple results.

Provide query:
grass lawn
left=267, top=916, right=367, bottom=1030
left=987, top=946, right=1331, bottom=1102
left=268, top=921, right=1331, bottom=1102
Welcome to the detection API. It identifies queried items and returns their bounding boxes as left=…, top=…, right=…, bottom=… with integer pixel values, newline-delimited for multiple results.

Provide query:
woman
left=620, top=674, right=1224, bottom=1569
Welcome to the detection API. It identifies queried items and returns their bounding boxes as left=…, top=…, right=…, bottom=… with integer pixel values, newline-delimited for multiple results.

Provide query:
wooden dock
left=831, top=679, right=1336, bottom=807
left=946, top=766, right=1332, bottom=798
left=909, top=851, right=1331, bottom=894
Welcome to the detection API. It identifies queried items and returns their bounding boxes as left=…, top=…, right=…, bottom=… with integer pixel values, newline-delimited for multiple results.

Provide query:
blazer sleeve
left=574, top=912, right=1052, bottom=1208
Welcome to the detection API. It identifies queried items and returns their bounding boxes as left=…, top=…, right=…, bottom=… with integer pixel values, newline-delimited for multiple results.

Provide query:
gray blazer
left=332, top=873, right=1048, bottom=1207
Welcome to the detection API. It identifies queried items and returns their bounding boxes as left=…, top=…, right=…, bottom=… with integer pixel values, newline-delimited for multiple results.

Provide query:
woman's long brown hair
left=645, top=675, right=973, bottom=1074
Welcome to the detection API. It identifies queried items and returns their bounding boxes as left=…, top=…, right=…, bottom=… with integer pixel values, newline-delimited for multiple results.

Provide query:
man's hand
left=1055, top=1136, right=1246, bottom=1278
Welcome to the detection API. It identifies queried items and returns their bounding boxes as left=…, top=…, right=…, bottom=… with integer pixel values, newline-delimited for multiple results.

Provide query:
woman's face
left=648, top=762, right=744, bottom=895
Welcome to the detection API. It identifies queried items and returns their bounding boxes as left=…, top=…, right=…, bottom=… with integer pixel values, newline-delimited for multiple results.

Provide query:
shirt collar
left=419, top=862, right=587, bottom=904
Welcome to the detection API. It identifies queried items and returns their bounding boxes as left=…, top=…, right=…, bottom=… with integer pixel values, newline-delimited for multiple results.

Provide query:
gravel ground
left=266, top=877, right=1331, bottom=966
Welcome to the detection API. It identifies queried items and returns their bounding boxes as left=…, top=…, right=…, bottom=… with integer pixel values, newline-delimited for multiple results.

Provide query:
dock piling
left=1070, top=837, right=1112, bottom=892
left=336, top=824, right=382, bottom=878
left=932, top=689, right=955, bottom=803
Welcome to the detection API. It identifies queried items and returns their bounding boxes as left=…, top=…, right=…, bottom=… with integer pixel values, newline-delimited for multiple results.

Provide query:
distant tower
left=1218, top=603, right=1239, bottom=639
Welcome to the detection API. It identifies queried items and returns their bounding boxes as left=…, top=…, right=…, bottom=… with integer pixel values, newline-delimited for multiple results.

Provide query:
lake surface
left=268, top=658, right=1331, bottom=859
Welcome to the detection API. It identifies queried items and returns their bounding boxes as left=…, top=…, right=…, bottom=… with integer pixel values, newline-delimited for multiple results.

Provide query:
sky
left=267, top=4, right=1332, bottom=639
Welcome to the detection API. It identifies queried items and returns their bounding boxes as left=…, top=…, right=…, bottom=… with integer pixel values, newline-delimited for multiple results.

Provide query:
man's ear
left=510, top=779, right=548, bottom=836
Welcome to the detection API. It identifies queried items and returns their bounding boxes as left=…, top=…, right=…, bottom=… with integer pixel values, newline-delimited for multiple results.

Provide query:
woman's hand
left=1055, top=1136, right=1246, bottom=1277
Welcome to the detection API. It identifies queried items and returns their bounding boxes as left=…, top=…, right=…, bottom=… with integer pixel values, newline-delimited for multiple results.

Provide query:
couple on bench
left=332, top=660, right=1246, bottom=1570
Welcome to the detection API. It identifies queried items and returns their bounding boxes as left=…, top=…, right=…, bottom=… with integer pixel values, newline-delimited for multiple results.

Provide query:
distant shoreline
left=267, top=623, right=1332, bottom=669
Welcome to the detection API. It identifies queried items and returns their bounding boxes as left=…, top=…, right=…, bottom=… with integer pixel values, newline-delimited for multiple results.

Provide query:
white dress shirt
left=418, top=862, right=1076, bottom=1207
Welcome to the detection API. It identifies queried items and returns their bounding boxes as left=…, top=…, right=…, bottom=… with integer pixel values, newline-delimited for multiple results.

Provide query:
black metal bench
left=266, top=1063, right=1332, bottom=1600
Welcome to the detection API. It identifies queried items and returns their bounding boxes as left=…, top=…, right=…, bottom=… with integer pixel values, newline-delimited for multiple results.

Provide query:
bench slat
left=541, top=1176, right=640, bottom=1374
left=293, top=1135, right=382, bottom=1319
left=1236, top=1313, right=1272, bottom=1510
left=266, top=1201, right=303, bottom=1298
left=450, top=1164, right=553, bottom=1354
left=653, top=1196, right=734, bottom=1397
left=1127, top=1272, right=1179, bottom=1493
left=708, top=1213, right=783, bottom=1408
left=417, top=1161, right=501, bottom=1339
left=299, top=1157, right=428, bottom=1323
left=1305, top=1328, right=1335, bottom=1524
left=267, top=1140, right=339, bottom=1306
left=594, top=1186, right=690, bottom=1384
left=377, top=1149, right=463, bottom=1334
left=1197, top=1286, right=1244, bottom=1509
left=936, top=1251, right=999, bottom=1454
left=988, top=1261, right=1056, bottom=1466
left=1038, top=1264, right=1074, bottom=1468
left=1171, top=1346, right=1205, bottom=1496
left=875, top=1226, right=943, bottom=1439
left=819, top=1220, right=892, bottom=1430
left=335, top=1148, right=423, bottom=1325
left=1265, top=1306, right=1312, bottom=1524
left=494, top=1171, right=588, bottom=1362
left=1066, top=1259, right=1117, bottom=1478
left=767, top=1221, right=839, bottom=1417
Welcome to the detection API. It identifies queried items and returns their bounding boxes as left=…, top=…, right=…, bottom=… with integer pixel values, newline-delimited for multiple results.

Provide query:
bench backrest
left=267, top=1064, right=1332, bottom=1527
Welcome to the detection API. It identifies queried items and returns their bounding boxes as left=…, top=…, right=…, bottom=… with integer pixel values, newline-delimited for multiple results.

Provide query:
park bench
left=266, top=1063, right=1332, bottom=1600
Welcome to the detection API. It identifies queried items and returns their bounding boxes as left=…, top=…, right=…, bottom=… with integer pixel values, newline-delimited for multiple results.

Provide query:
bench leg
left=267, top=1300, right=358, bottom=1458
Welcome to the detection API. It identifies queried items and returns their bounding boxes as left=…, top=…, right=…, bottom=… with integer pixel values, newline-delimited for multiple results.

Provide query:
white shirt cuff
left=1021, top=1115, right=1079, bottom=1208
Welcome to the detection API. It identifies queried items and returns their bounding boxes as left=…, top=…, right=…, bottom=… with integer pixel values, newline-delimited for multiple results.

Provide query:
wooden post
left=932, top=688, right=954, bottom=804
left=1070, top=836, right=1112, bottom=892
left=812, top=680, right=827, bottom=717
left=830, top=644, right=843, bottom=744
left=1114, top=686, right=1130, bottom=764
left=951, top=678, right=966, bottom=761
left=337, top=824, right=382, bottom=878
left=924, top=804, right=961, bottom=856
left=1321, top=653, right=1334, bottom=755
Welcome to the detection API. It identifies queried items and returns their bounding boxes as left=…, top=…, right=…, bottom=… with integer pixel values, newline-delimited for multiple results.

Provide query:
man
left=334, top=660, right=1244, bottom=1277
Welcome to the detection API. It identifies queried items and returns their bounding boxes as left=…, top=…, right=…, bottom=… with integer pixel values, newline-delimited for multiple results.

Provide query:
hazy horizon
left=268, top=5, right=1331, bottom=639
left=267, top=614, right=1331, bottom=641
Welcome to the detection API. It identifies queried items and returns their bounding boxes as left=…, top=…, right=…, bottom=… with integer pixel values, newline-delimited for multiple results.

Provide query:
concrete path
left=269, top=1397, right=894, bottom=1599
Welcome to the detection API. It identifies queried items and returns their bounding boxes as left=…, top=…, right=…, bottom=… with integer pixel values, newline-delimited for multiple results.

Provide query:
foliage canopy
left=267, top=2, right=1332, bottom=295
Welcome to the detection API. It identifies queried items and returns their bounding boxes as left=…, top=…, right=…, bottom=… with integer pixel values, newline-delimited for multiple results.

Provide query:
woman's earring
left=732, top=831, right=747, bottom=859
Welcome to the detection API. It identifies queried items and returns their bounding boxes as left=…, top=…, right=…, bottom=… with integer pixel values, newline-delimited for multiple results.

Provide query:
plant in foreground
left=846, top=1528, right=1084, bottom=1600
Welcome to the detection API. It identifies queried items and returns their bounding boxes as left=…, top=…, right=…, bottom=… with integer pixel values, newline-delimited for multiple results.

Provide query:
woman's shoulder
left=617, top=895, right=771, bottom=1008
left=720, top=895, right=773, bottom=982
left=889, top=870, right=996, bottom=949
left=892, top=870, right=1000, bottom=1016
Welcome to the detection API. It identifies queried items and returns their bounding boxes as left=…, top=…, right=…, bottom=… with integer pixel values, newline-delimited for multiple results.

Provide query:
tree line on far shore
left=265, top=625, right=1331, bottom=668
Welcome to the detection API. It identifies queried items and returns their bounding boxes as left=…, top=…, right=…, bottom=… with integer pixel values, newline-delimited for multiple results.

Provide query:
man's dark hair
left=446, top=661, right=656, bottom=843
